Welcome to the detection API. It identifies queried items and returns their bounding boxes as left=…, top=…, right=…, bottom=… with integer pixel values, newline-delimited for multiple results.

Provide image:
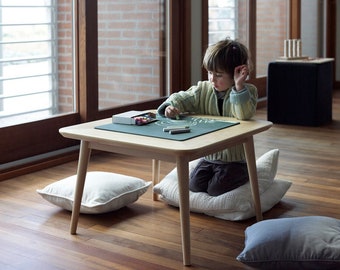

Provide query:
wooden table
left=59, top=116, right=272, bottom=266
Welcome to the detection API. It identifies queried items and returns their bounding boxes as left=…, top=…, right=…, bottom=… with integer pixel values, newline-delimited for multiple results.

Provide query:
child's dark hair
left=202, top=38, right=252, bottom=77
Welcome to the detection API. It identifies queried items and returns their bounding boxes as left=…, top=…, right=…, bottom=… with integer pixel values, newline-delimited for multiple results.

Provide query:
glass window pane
left=0, top=1, right=75, bottom=127
left=208, top=0, right=248, bottom=46
left=256, top=0, right=288, bottom=77
left=97, top=0, right=165, bottom=110
left=1, top=7, right=52, bottom=24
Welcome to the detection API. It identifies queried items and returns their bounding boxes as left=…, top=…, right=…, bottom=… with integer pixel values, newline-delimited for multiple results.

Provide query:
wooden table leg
left=176, top=156, right=191, bottom=266
left=70, top=140, right=91, bottom=234
left=152, top=159, right=160, bottom=201
left=243, top=136, right=263, bottom=222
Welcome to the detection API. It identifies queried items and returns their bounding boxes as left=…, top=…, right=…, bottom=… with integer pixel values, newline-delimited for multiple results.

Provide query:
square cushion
left=237, top=216, right=340, bottom=270
left=153, top=149, right=291, bottom=220
left=37, top=171, right=151, bottom=214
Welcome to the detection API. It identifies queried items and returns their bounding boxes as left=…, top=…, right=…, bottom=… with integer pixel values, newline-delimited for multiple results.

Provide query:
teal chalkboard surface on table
left=95, top=116, right=239, bottom=141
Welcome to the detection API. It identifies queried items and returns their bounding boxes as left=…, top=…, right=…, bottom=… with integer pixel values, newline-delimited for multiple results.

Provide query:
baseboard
left=0, top=146, right=80, bottom=181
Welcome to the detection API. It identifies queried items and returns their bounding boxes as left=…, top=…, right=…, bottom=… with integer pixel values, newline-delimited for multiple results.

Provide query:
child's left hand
left=234, top=65, right=249, bottom=91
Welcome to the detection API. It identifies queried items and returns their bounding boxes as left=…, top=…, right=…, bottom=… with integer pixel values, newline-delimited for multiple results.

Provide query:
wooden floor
left=1, top=91, right=340, bottom=270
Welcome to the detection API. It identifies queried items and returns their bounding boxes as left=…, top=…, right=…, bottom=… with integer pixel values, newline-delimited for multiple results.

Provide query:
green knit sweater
left=157, top=81, right=258, bottom=162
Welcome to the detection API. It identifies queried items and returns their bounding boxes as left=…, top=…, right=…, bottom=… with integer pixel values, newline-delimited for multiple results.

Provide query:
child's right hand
left=234, top=64, right=249, bottom=91
left=165, top=105, right=181, bottom=118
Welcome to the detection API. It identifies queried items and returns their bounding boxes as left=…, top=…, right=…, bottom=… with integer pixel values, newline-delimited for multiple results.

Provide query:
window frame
left=2, top=0, right=334, bottom=180
left=0, top=1, right=58, bottom=122
left=0, top=0, right=189, bottom=180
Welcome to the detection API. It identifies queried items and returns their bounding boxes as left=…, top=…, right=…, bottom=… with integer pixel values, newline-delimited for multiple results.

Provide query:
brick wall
left=256, top=0, right=288, bottom=76
left=57, top=0, right=164, bottom=113
left=97, top=0, right=164, bottom=109
left=57, top=0, right=74, bottom=113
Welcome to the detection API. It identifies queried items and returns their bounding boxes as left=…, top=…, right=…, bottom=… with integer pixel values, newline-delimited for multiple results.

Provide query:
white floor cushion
left=37, top=171, right=151, bottom=214
left=153, top=149, right=291, bottom=220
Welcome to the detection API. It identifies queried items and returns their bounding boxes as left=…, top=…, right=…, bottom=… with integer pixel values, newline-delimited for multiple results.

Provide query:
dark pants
left=189, top=159, right=249, bottom=196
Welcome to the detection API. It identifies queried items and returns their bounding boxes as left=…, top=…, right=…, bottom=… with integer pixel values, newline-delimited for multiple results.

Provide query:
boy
left=157, top=38, right=257, bottom=196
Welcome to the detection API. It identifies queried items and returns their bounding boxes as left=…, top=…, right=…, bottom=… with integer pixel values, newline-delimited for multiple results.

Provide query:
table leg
left=70, top=140, right=91, bottom=234
left=152, top=159, right=160, bottom=201
left=176, top=156, right=191, bottom=266
left=243, top=136, right=263, bottom=222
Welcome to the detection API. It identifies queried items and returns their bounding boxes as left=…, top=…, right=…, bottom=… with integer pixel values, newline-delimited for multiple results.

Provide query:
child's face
left=207, top=71, right=234, bottom=92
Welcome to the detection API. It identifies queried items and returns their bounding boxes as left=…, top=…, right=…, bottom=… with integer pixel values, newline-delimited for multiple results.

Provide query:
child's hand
left=165, top=105, right=181, bottom=118
left=234, top=65, right=249, bottom=91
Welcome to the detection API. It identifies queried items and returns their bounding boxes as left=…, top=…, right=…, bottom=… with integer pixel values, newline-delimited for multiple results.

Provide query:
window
left=1, top=0, right=335, bottom=179
left=208, top=0, right=248, bottom=46
left=207, top=0, right=289, bottom=97
left=256, top=0, right=288, bottom=77
left=0, top=0, right=77, bottom=175
left=97, top=0, right=165, bottom=110
left=208, top=0, right=237, bottom=44
left=0, top=0, right=75, bottom=127
left=1, top=0, right=172, bottom=177
left=208, top=0, right=289, bottom=78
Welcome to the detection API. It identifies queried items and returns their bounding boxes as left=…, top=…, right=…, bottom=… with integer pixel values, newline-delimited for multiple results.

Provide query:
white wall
left=301, top=0, right=339, bottom=82
left=301, top=0, right=321, bottom=58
